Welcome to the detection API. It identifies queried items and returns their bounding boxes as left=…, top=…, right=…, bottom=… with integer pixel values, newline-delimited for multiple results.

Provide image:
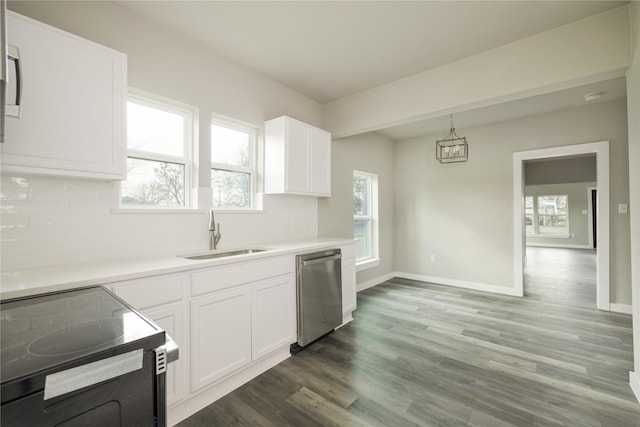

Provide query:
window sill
left=526, top=234, right=571, bottom=239
left=111, top=208, right=205, bottom=214
left=356, top=258, right=380, bottom=272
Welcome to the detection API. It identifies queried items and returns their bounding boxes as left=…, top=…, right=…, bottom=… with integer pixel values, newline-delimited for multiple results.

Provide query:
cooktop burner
left=1, top=287, right=164, bottom=390
left=27, top=318, right=125, bottom=357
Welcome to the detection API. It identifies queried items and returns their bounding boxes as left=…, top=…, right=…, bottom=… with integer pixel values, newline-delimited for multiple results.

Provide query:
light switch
left=581, top=209, right=588, bottom=215
left=618, top=203, right=628, bottom=214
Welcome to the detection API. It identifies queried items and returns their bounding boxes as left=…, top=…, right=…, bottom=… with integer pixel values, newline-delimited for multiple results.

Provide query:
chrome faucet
left=209, top=209, right=221, bottom=250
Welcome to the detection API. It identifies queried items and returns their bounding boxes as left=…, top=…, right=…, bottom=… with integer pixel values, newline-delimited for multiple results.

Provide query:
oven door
left=1, top=349, right=162, bottom=427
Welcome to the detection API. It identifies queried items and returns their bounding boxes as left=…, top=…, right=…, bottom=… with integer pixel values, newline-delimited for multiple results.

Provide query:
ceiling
left=114, top=1, right=629, bottom=139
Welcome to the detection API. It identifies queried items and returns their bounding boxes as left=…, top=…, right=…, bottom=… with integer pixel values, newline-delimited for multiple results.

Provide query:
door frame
left=587, top=186, right=597, bottom=249
left=512, top=141, right=610, bottom=310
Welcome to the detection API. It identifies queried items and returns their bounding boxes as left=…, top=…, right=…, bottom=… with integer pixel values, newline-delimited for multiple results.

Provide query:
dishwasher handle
left=301, top=253, right=341, bottom=266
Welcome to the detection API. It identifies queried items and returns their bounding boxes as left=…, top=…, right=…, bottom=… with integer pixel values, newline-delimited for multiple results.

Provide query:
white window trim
left=120, top=89, right=197, bottom=210
left=211, top=115, right=259, bottom=210
left=354, top=170, right=379, bottom=270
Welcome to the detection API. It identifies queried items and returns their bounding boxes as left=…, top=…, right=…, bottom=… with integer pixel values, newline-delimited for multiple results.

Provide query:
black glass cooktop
left=1, top=287, right=165, bottom=388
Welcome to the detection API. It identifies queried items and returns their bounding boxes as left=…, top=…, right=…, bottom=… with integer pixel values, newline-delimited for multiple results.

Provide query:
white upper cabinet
left=3, top=12, right=127, bottom=179
left=264, top=115, right=331, bottom=197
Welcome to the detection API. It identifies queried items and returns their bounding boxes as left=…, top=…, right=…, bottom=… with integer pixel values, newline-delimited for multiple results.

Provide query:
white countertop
left=0, top=238, right=354, bottom=300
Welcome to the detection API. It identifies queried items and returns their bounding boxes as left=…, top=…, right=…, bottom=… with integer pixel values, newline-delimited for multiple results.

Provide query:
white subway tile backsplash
left=0, top=174, right=318, bottom=271
left=1, top=225, right=65, bottom=242
left=28, top=215, right=63, bottom=229
left=64, top=202, right=111, bottom=216
left=1, top=239, right=36, bottom=258
left=1, top=175, right=29, bottom=188
left=1, top=201, right=66, bottom=215
left=0, top=214, right=29, bottom=229
left=0, top=187, right=29, bottom=201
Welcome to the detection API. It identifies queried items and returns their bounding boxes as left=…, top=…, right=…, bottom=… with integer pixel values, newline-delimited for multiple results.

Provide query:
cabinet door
left=108, top=274, right=186, bottom=406
left=3, top=12, right=126, bottom=179
left=309, top=127, right=331, bottom=196
left=284, top=118, right=311, bottom=193
left=190, top=286, right=251, bottom=392
left=251, top=274, right=296, bottom=360
left=341, top=257, right=357, bottom=316
left=142, top=304, right=185, bottom=407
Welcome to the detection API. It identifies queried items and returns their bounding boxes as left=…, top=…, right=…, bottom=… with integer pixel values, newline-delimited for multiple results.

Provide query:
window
left=525, top=196, right=534, bottom=235
left=121, top=93, right=194, bottom=208
left=211, top=118, right=257, bottom=209
left=525, top=194, right=569, bottom=236
left=353, top=171, right=379, bottom=267
left=537, top=195, right=568, bottom=235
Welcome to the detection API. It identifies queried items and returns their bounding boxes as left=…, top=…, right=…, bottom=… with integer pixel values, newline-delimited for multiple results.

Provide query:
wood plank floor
left=177, top=248, right=638, bottom=426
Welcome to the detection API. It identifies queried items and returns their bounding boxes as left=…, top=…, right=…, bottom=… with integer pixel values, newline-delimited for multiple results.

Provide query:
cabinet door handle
left=6, top=45, right=21, bottom=117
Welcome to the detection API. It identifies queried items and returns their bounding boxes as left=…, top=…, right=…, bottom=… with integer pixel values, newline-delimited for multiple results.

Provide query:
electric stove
left=1, top=286, right=168, bottom=426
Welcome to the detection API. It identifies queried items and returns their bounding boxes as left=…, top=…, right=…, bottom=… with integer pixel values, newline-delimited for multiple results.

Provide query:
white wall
left=625, top=0, right=640, bottom=403
left=525, top=182, right=596, bottom=248
left=318, top=133, right=395, bottom=287
left=2, top=1, right=323, bottom=271
left=394, top=99, right=631, bottom=304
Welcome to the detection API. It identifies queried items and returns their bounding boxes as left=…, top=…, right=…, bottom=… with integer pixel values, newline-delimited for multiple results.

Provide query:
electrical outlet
left=618, top=204, right=628, bottom=214
left=430, top=254, right=436, bottom=262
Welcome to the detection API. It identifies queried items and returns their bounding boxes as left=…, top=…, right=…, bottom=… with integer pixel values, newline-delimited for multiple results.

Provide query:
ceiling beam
left=323, top=6, right=631, bottom=139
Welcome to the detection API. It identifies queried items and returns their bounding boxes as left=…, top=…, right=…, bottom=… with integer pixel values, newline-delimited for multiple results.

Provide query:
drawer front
left=110, top=274, right=184, bottom=310
left=191, top=255, right=294, bottom=297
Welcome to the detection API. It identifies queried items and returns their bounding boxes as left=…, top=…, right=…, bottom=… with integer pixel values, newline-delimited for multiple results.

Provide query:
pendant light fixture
left=436, top=114, right=468, bottom=163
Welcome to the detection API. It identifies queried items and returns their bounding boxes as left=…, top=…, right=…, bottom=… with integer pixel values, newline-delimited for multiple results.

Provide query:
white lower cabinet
left=190, top=286, right=252, bottom=393
left=341, top=256, right=357, bottom=316
left=104, top=247, right=350, bottom=426
left=251, top=274, right=296, bottom=360
left=107, top=273, right=187, bottom=407
left=340, top=243, right=357, bottom=321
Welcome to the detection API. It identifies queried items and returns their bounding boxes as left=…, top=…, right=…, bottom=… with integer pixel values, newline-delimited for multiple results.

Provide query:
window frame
left=525, top=194, right=570, bottom=237
left=537, top=194, right=569, bottom=236
left=210, top=116, right=258, bottom=210
left=120, top=90, right=196, bottom=210
left=353, top=170, right=379, bottom=270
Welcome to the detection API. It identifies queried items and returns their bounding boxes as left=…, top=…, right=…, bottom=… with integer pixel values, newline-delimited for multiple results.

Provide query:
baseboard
left=395, top=272, right=521, bottom=297
left=630, top=371, right=640, bottom=404
left=526, top=242, right=592, bottom=249
left=610, top=303, right=633, bottom=314
left=356, top=272, right=395, bottom=293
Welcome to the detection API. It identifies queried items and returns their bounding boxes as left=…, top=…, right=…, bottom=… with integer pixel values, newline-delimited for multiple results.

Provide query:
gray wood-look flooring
left=177, top=247, right=639, bottom=426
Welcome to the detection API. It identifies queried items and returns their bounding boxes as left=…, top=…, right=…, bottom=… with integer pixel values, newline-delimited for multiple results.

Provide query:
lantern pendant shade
left=436, top=115, right=468, bottom=163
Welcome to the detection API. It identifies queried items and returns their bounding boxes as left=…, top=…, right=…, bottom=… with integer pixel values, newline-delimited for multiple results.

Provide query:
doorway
left=512, top=141, right=610, bottom=310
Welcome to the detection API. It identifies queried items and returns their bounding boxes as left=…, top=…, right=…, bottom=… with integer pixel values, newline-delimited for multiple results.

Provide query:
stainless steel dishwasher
left=294, top=249, right=343, bottom=350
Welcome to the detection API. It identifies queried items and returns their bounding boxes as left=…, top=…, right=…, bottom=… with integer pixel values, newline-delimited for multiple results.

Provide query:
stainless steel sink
left=182, top=248, right=267, bottom=260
